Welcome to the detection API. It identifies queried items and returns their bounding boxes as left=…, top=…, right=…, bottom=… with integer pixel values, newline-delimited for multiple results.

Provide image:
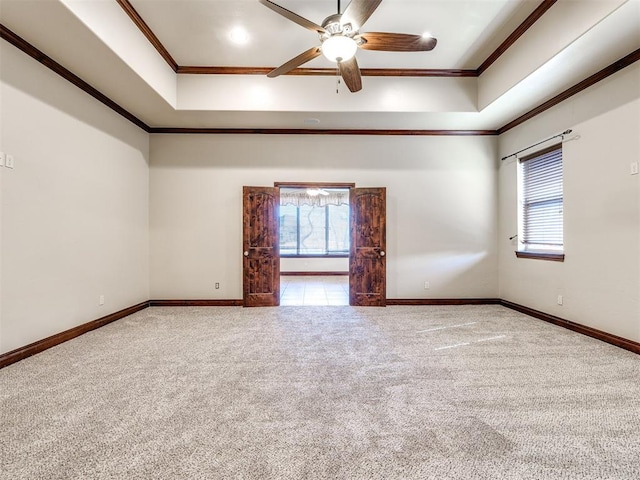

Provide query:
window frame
left=275, top=182, right=353, bottom=258
left=279, top=203, right=350, bottom=257
left=516, top=143, right=565, bottom=262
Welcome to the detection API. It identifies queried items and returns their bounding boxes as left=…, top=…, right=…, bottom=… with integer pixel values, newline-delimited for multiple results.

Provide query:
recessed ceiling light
left=229, top=27, right=249, bottom=45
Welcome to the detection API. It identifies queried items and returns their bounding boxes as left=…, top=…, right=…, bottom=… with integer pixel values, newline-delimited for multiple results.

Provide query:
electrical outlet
left=215, top=282, right=220, bottom=289
left=631, top=162, right=639, bottom=175
left=557, top=295, right=563, bottom=306
left=99, top=295, right=105, bottom=306
left=424, top=281, right=430, bottom=290
left=5, top=154, right=14, bottom=169
left=0, top=152, right=5, bottom=167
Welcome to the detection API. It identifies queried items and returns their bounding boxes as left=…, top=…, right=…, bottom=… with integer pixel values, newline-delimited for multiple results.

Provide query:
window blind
left=520, top=145, right=563, bottom=247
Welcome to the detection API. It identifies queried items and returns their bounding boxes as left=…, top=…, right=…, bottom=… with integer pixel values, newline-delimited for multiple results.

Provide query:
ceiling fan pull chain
left=336, top=64, right=340, bottom=94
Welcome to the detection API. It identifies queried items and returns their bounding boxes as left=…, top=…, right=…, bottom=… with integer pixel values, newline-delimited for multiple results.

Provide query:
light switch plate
left=0, top=152, right=5, bottom=167
left=5, top=154, right=14, bottom=169
left=631, top=162, right=639, bottom=175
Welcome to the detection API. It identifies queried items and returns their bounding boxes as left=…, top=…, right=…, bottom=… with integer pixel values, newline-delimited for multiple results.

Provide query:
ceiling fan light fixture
left=259, top=0, right=438, bottom=93
left=321, top=35, right=357, bottom=63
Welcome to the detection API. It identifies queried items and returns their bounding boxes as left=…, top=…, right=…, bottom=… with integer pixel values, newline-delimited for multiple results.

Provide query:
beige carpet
left=1, top=305, right=639, bottom=479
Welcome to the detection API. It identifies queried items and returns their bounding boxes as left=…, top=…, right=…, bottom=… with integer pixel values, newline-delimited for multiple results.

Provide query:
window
left=517, top=144, right=564, bottom=261
left=279, top=189, right=349, bottom=256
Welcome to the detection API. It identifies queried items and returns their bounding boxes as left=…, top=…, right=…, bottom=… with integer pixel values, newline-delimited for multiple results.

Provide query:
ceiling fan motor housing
left=319, top=13, right=359, bottom=63
left=260, top=0, right=437, bottom=93
left=321, top=14, right=355, bottom=38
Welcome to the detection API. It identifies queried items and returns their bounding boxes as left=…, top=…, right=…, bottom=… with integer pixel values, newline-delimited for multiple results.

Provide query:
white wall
left=0, top=43, right=150, bottom=354
left=498, top=63, right=640, bottom=342
left=280, top=257, right=349, bottom=273
left=150, top=134, right=498, bottom=300
left=5, top=21, right=636, bottom=358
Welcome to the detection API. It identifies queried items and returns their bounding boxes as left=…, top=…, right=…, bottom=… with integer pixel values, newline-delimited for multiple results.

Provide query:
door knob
left=380, top=251, right=385, bottom=257
left=244, top=251, right=249, bottom=257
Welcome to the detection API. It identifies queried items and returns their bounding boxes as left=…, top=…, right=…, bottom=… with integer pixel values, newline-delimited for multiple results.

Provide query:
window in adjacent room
left=517, top=144, right=565, bottom=261
left=279, top=188, right=349, bottom=256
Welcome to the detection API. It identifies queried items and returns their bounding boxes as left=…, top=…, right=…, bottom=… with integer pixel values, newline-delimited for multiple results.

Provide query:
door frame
left=274, top=182, right=355, bottom=304
left=274, top=182, right=356, bottom=189
left=243, top=182, right=386, bottom=306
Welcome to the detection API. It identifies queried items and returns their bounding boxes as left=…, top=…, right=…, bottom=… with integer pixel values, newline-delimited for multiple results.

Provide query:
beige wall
left=2, top=33, right=639, bottom=356
left=0, top=43, right=150, bottom=354
left=280, top=257, right=349, bottom=273
left=498, top=63, right=640, bottom=342
left=149, top=134, right=499, bottom=300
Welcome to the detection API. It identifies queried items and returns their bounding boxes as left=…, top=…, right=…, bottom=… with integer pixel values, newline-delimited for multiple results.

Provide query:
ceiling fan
left=258, top=0, right=437, bottom=93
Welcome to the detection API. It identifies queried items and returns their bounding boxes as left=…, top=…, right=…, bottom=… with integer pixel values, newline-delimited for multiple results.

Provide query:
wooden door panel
left=350, top=188, right=386, bottom=307
left=351, top=256, right=385, bottom=306
left=243, top=186, right=279, bottom=307
left=247, top=257, right=274, bottom=293
left=353, top=196, right=384, bottom=248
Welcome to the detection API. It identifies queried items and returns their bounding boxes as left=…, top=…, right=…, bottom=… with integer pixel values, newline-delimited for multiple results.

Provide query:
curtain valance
left=280, top=190, right=349, bottom=207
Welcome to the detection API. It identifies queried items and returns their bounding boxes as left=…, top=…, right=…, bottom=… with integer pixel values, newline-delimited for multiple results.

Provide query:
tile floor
left=280, top=275, right=349, bottom=306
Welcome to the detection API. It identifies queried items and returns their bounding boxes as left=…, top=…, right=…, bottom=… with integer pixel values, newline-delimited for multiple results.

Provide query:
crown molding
left=0, top=24, right=151, bottom=132
left=148, top=128, right=497, bottom=136
left=3, top=22, right=638, bottom=136
left=498, top=48, right=640, bottom=134
left=116, top=0, right=554, bottom=78
left=115, top=0, right=178, bottom=72
left=477, top=0, right=557, bottom=75
left=177, top=66, right=477, bottom=77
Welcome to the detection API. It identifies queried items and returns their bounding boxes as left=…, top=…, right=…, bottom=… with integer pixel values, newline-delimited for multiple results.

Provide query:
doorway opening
left=280, top=274, right=349, bottom=306
left=278, top=184, right=351, bottom=305
left=242, top=183, right=386, bottom=307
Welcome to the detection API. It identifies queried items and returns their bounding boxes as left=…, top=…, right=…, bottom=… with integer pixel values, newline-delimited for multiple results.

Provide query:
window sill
left=280, top=254, right=349, bottom=259
left=515, top=251, right=565, bottom=262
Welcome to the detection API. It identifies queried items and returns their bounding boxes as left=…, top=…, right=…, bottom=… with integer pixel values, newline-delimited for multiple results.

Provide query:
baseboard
left=500, top=300, right=640, bottom=355
left=0, top=301, right=150, bottom=369
left=149, top=299, right=243, bottom=307
left=3, top=297, right=637, bottom=369
left=387, top=298, right=501, bottom=305
left=281, top=272, right=348, bottom=276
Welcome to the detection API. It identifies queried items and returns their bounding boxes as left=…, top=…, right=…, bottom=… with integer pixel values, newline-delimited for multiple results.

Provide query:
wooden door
left=349, top=187, right=386, bottom=306
left=243, top=186, right=280, bottom=307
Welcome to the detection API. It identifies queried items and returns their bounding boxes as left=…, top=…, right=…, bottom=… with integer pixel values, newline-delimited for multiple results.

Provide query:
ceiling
left=1, top=0, right=639, bottom=131
left=128, top=0, right=538, bottom=69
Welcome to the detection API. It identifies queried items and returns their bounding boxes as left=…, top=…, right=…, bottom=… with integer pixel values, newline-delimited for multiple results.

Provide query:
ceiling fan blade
left=358, top=32, right=437, bottom=52
left=268, top=47, right=322, bottom=77
left=342, top=0, right=383, bottom=30
left=259, top=0, right=326, bottom=34
left=339, top=57, right=362, bottom=93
